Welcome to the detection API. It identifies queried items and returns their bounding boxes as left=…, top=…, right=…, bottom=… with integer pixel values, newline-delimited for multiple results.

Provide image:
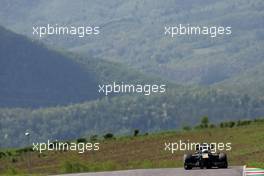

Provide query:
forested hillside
left=0, top=0, right=263, bottom=94
left=1, top=88, right=264, bottom=147
left=0, top=26, right=163, bottom=108
left=215, top=62, right=264, bottom=98
left=0, top=1, right=264, bottom=148
left=0, top=26, right=99, bottom=107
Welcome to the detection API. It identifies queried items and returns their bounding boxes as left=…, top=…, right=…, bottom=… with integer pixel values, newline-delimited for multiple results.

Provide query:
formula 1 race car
left=183, top=143, right=228, bottom=170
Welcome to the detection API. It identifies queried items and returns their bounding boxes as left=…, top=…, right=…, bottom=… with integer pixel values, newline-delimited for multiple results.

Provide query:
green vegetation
left=76, top=138, right=87, bottom=144
left=0, top=26, right=99, bottom=108
left=0, top=118, right=263, bottom=175
left=0, top=3, right=263, bottom=172
left=0, top=26, right=167, bottom=108
left=62, top=160, right=120, bottom=173
left=134, top=129, right=140, bottom=137
left=215, top=62, right=264, bottom=98
left=247, top=162, right=264, bottom=169
left=103, top=133, right=115, bottom=140
left=2, top=24, right=264, bottom=149
left=0, top=0, right=263, bottom=97
left=1, top=88, right=264, bottom=147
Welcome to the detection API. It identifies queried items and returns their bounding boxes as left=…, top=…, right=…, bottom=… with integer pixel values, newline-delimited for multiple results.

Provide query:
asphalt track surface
left=54, top=166, right=243, bottom=176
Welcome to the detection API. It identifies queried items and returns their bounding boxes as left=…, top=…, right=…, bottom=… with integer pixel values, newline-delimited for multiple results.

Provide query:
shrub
left=11, top=157, right=18, bottom=163
left=90, top=135, right=98, bottom=141
left=0, top=152, right=6, bottom=158
left=77, top=138, right=87, bottom=143
left=237, top=120, right=252, bottom=126
left=209, top=124, right=215, bottom=128
left=228, top=121, right=236, bottom=128
left=219, top=121, right=235, bottom=128
left=104, top=133, right=114, bottom=140
left=183, top=126, right=191, bottom=131
left=254, top=118, right=264, bottom=123
left=6, top=151, right=12, bottom=157
left=199, top=116, right=209, bottom=128
left=134, top=129, right=140, bottom=137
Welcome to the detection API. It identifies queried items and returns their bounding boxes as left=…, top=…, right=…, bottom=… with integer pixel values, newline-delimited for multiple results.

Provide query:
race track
left=53, top=166, right=243, bottom=176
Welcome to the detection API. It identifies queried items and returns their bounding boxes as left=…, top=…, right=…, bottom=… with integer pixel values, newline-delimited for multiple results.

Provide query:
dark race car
left=183, top=143, right=228, bottom=170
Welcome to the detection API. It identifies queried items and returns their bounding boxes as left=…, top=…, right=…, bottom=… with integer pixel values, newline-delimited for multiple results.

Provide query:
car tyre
left=184, top=163, right=192, bottom=170
left=206, top=165, right=212, bottom=169
left=183, top=154, right=192, bottom=170
left=219, top=153, right=228, bottom=168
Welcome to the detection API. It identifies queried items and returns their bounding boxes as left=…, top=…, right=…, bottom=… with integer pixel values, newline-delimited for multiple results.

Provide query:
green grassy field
left=0, top=119, right=264, bottom=175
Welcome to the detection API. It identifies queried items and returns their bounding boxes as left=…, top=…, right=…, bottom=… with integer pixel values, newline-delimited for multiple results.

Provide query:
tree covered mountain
left=0, top=0, right=263, bottom=94
left=215, top=62, right=264, bottom=98
left=0, top=26, right=100, bottom=107
left=0, top=26, right=163, bottom=108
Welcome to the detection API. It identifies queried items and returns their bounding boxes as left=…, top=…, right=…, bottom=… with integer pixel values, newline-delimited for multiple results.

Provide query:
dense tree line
left=1, top=88, right=264, bottom=147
